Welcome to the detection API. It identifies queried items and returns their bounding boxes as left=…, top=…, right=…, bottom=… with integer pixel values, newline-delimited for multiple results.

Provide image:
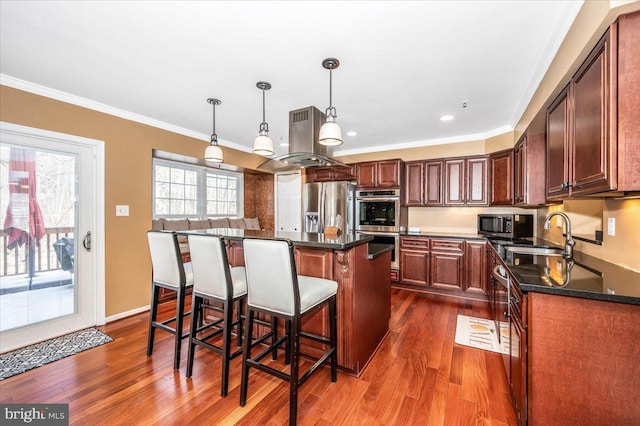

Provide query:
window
left=153, top=159, right=243, bottom=219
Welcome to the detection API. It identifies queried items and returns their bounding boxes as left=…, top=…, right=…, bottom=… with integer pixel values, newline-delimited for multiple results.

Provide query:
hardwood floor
left=0, top=288, right=517, bottom=425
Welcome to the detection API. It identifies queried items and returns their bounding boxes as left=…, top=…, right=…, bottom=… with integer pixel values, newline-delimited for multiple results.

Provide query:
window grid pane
left=153, top=161, right=241, bottom=219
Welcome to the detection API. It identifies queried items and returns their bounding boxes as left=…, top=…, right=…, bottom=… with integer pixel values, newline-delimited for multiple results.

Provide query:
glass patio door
left=0, top=122, right=104, bottom=352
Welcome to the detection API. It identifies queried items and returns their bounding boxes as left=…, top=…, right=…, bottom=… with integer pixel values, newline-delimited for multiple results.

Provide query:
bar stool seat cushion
left=294, top=275, right=337, bottom=315
left=195, top=266, right=247, bottom=299
left=155, top=262, right=194, bottom=289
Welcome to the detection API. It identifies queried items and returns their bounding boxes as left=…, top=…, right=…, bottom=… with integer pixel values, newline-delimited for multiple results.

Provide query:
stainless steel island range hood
left=258, top=106, right=346, bottom=172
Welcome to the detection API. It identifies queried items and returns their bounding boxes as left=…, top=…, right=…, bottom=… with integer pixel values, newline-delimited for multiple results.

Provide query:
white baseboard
left=105, top=305, right=150, bottom=323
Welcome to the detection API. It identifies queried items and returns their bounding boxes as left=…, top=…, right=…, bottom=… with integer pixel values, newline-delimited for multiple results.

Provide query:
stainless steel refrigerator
left=303, top=181, right=356, bottom=233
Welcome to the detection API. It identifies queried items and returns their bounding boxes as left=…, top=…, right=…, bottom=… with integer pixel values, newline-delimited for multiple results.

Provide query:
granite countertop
left=492, top=240, right=640, bottom=305
left=367, top=243, right=394, bottom=260
left=180, top=228, right=373, bottom=250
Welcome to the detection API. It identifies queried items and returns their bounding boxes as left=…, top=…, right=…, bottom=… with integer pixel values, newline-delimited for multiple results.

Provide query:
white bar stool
left=240, top=237, right=338, bottom=425
left=146, top=230, right=193, bottom=370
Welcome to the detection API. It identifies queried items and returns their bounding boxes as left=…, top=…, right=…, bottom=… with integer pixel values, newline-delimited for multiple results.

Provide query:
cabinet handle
left=504, top=311, right=510, bottom=318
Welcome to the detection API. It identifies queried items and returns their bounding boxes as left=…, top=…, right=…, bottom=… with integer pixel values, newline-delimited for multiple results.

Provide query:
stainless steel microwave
left=477, top=214, right=534, bottom=239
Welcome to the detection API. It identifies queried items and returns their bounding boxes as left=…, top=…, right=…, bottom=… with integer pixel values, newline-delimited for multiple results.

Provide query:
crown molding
left=334, top=125, right=514, bottom=157
left=0, top=74, right=252, bottom=154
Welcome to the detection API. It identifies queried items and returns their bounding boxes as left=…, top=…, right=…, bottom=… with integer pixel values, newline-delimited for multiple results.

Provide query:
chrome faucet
left=544, top=211, right=575, bottom=258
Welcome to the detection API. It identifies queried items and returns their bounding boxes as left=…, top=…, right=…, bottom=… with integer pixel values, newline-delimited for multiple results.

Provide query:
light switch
left=607, top=217, right=615, bottom=236
left=116, top=205, right=129, bottom=216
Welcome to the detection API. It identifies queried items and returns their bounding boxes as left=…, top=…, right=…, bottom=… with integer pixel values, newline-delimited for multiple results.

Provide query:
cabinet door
left=333, top=165, right=356, bottom=181
left=430, top=251, right=463, bottom=291
left=424, top=160, right=443, bottom=206
left=444, top=159, right=466, bottom=205
left=510, top=310, right=527, bottom=426
left=571, top=31, right=615, bottom=195
left=404, top=162, right=424, bottom=206
left=377, top=160, right=402, bottom=188
left=466, top=157, right=489, bottom=206
left=399, top=249, right=429, bottom=287
left=490, top=150, right=514, bottom=206
left=356, top=162, right=377, bottom=188
left=310, top=166, right=335, bottom=182
left=546, top=85, right=571, bottom=199
left=464, top=241, right=487, bottom=294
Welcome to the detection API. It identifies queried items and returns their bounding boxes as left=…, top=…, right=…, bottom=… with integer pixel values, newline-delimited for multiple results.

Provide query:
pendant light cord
left=329, top=68, right=333, bottom=109
left=262, top=88, right=266, bottom=124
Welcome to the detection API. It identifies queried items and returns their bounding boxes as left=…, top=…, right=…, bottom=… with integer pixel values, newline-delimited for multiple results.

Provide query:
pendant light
left=319, top=57, right=343, bottom=147
left=253, top=81, right=274, bottom=156
left=204, top=98, right=223, bottom=163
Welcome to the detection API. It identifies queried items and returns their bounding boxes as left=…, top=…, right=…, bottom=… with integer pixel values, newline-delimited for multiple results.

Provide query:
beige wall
left=538, top=199, right=640, bottom=272
left=0, top=85, right=264, bottom=317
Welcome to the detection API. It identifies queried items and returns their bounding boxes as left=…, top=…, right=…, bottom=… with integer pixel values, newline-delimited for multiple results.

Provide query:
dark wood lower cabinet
left=528, top=293, right=640, bottom=425
left=465, top=240, right=487, bottom=293
left=430, top=251, right=463, bottom=291
left=398, top=236, right=487, bottom=298
left=399, top=249, right=429, bottom=286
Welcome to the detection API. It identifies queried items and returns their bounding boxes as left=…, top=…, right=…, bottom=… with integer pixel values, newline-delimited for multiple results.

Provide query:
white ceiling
left=0, top=1, right=583, bottom=158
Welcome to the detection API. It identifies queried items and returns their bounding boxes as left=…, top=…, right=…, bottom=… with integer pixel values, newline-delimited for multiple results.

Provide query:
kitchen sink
left=505, top=246, right=565, bottom=256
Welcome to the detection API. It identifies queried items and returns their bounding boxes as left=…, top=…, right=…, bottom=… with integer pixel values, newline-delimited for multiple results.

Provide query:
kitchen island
left=181, top=229, right=392, bottom=377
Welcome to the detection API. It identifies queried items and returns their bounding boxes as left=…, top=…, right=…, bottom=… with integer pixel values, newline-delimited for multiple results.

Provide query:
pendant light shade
left=204, top=144, right=224, bottom=162
left=205, top=98, right=223, bottom=163
left=319, top=57, right=343, bottom=147
left=253, top=81, right=274, bottom=156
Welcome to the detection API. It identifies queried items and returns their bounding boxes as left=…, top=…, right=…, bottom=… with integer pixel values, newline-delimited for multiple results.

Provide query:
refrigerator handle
left=319, top=184, right=325, bottom=232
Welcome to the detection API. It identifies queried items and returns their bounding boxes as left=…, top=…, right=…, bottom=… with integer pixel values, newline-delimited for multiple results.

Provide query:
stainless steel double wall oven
left=355, top=189, right=407, bottom=269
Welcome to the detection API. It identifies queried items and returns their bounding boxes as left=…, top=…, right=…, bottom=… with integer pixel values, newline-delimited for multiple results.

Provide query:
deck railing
left=0, top=227, right=74, bottom=277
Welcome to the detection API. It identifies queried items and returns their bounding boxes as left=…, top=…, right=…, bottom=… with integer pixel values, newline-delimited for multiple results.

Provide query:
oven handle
left=356, top=197, right=399, bottom=202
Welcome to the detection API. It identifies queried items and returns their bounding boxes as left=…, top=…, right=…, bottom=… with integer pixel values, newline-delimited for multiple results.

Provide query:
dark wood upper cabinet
left=489, top=149, right=514, bottom=206
left=404, top=160, right=442, bottom=206
left=355, top=162, right=377, bottom=187
left=466, top=157, right=488, bottom=205
left=377, top=160, right=402, bottom=187
left=355, top=159, right=402, bottom=189
left=444, top=156, right=488, bottom=206
left=546, top=12, right=640, bottom=198
left=570, top=29, right=615, bottom=195
left=546, top=84, right=571, bottom=200
left=306, top=165, right=355, bottom=183
left=514, top=132, right=547, bottom=206
left=404, top=162, right=424, bottom=206
left=424, top=161, right=443, bottom=205
left=444, top=159, right=466, bottom=205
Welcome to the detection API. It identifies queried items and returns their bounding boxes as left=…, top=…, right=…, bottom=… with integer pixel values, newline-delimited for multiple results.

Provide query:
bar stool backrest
left=147, top=231, right=186, bottom=289
left=188, top=234, right=232, bottom=299
left=243, top=238, right=300, bottom=317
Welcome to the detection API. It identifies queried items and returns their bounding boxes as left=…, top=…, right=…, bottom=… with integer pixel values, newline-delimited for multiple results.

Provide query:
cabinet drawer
left=400, top=237, right=429, bottom=249
left=430, top=239, right=463, bottom=252
left=390, top=269, right=399, bottom=282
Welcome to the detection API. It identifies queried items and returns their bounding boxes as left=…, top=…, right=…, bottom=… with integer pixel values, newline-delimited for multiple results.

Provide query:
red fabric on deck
left=3, top=148, right=46, bottom=249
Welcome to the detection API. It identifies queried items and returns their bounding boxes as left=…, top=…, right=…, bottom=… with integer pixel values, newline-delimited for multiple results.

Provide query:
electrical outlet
left=607, top=217, right=616, bottom=236
left=116, top=205, right=129, bottom=217
left=556, top=216, right=563, bottom=228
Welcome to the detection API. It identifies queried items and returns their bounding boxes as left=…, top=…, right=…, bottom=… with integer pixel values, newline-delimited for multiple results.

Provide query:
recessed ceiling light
left=346, top=131, right=358, bottom=137
left=440, top=114, right=454, bottom=122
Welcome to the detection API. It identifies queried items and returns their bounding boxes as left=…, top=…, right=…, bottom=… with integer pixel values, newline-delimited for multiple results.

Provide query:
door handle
left=82, top=231, right=92, bottom=251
